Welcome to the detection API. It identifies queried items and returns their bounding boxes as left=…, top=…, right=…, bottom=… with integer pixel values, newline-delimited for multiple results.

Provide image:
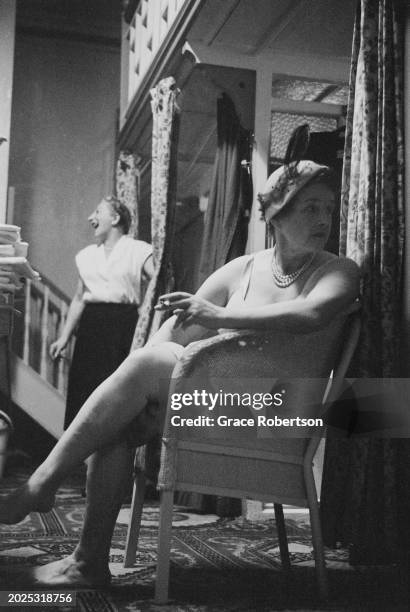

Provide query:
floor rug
left=0, top=468, right=407, bottom=612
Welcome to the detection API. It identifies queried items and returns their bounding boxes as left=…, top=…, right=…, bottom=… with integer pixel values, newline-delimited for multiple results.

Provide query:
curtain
left=132, top=76, right=180, bottom=349
left=321, top=0, right=407, bottom=564
left=339, top=0, right=404, bottom=376
left=197, top=93, right=252, bottom=286
left=115, top=150, right=140, bottom=237
left=178, top=94, right=252, bottom=516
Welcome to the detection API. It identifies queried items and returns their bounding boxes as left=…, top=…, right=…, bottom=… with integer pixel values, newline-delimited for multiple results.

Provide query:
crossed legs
left=0, top=341, right=183, bottom=586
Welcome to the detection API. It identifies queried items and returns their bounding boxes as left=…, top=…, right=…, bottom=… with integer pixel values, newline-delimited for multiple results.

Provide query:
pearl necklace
left=271, top=246, right=316, bottom=288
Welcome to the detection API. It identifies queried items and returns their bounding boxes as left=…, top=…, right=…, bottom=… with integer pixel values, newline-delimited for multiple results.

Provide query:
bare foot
left=29, top=556, right=111, bottom=588
left=0, top=483, right=55, bottom=524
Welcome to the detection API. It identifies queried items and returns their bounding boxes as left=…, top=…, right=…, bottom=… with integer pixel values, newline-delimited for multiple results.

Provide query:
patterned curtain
left=339, top=0, right=404, bottom=376
left=178, top=94, right=252, bottom=516
left=132, top=76, right=180, bottom=349
left=115, top=151, right=140, bottom=237
left=321, top=0, right=407, bottom=564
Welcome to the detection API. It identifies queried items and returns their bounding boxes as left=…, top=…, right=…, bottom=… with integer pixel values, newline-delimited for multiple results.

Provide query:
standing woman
left=50, top=195, right=153, bottom=428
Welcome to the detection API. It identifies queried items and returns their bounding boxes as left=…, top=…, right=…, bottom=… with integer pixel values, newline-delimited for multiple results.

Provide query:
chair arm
left=172, top=326, right=338, bottom=381
left=134, top=323, right=346, bottom=481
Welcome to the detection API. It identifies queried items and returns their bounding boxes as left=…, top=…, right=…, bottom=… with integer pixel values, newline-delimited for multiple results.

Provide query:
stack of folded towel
left=0, top=223, right=38, bottom=283
left=0, top=224, right=21, bottom=256
left=0, top=224, right=30, bottom=257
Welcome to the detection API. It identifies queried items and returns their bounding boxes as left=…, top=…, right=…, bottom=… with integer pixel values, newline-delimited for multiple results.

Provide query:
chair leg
left=124, top=471, right=146, bottom=567
left=274, top=503, right=291, bottom=572
left=305, top=467, right=329, bottom=600
left=155, top=490, right=174, bottom=604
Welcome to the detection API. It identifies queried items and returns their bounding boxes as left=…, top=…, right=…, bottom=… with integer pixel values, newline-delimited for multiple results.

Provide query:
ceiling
left=189, top=0, right=356, bottom=58
left=173, top=0, right=356, bottom=199
left=16, top=0, right=357, bottom=205
left=16, top=0, right=356, bottom=58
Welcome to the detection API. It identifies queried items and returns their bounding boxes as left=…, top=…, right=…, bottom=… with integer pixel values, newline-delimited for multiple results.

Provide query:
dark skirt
left=64, top=303, right=139, bottom=429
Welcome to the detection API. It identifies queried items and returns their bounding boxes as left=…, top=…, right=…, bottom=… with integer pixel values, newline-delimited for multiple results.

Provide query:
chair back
left=158, top=312, right=361, bottom=505
left=304, top=311, right=361, bottom=465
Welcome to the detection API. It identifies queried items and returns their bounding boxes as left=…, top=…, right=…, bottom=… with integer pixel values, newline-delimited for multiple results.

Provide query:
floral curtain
left=115, top=150, right=140, bottom=237
left=321, top=0, right=407, bottom=564
left=132, top=76, right=180, bottom=349
left=339, top=0, right=404, bottom=376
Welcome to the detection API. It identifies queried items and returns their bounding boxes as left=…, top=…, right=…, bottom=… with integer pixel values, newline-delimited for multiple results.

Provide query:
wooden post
left=23, top=279, right=31, bottom=364
left=6, top=186, right=14, bottom=224
left=40, top=286, right=50, bottom=379
left=247, top=64, right=272, bottom=254
left=57, top=301, right=68, bottom=394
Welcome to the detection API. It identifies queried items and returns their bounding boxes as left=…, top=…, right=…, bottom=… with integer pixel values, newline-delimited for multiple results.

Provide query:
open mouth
left=90, top=220, right=99, bottom=229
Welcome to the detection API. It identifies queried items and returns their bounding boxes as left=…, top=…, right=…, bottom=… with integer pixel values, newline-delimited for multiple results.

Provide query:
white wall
left=9, top=34, right=120, bottom=296
left=0, top=0, right=16, bottom=222
left=403, top=4, right=410, bottom=365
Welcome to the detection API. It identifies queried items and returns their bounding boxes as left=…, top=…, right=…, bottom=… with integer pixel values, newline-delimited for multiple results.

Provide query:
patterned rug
left=0, top=467, right=407, bottom=612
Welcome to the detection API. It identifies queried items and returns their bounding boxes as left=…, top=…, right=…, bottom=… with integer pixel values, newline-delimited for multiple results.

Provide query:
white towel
left=0, top=245, right=15, bottom=256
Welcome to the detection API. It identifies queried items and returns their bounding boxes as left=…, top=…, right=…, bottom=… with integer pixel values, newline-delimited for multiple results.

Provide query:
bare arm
left=142, top=254, right=154, bottom=282
left=146, top=256, right=248, bottom=347
left=157, top=258, right=360, bottom=334
left=49, top=279, right=86, bottom=359
left=221, top=259, right=360, bottom=332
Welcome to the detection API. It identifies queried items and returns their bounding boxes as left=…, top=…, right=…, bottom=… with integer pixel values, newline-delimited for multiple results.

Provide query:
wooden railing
left=12, top=274, right=73, bottom=396
left=125, top=0, right=189, bottom=106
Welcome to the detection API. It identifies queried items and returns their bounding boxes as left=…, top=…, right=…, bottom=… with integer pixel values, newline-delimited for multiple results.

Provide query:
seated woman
left=0, top=158, right=360, bottom=587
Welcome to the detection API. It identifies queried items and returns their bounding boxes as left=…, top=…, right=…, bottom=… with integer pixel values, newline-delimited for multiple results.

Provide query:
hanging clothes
left=305, top=128, right=345, bottom=254
left=177, top=94, right=252, bottom=517
left=197, top=93, right=252, bottom=286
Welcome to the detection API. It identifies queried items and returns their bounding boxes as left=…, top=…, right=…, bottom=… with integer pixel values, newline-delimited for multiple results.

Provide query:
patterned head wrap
left=258, top=160, right=330, bottom=222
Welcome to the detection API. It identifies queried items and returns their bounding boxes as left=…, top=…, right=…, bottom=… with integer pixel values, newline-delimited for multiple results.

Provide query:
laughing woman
left=49, top=196, right=153, bottom=428
left=0, top=160, right=360, bottom=587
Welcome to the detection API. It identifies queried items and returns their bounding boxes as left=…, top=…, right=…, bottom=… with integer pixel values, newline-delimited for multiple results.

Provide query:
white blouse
left=76, top=235, right=152, bottom=306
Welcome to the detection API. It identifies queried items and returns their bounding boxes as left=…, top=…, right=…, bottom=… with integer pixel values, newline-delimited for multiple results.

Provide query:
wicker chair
left=124, top=314, right=360, bottom=602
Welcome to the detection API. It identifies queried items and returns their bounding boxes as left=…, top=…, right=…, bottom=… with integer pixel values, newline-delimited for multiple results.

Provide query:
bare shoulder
left=220, top=254, right=252, bottom=272
left=196, top=254, right=251, bottom=303
left=205, top=254, right=251, bottom=284
left=303, top=252, right=361, bottom=297
left=313, top=252, right=360, bottom=276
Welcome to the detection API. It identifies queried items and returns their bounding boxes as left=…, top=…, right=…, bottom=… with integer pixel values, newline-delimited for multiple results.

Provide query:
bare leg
left=30, top=441, right=133, bottom=587
left=0, top=342, right=183, bottom=523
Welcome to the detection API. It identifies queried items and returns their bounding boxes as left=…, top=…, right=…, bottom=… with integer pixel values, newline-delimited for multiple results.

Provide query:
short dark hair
left=103, top=195, right=132, bottom=234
